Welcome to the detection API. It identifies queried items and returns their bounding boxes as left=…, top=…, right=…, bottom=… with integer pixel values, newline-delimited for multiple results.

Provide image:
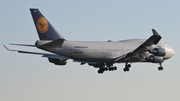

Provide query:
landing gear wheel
left=158, top=66, right=163, bottom=71
left=123, top=68, right=129, bottom=72
left=98, top=69, right=104, bottom=74
left=114, top=66, right=117, bottom=70
left=98, top=70, right=101, bottom=74
left=97, top=64, right=118, bottom=74
left=127, top=64, right=131, bottom=68
left=109, top=67, right=113, bottom=71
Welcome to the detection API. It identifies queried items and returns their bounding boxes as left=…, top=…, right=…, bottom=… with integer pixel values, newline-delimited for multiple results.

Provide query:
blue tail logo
left=30, top=8, right=65, bottom=40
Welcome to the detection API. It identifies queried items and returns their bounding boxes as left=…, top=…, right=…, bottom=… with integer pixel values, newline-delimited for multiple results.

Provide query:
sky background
left=0, top=0, right=180, bottom=101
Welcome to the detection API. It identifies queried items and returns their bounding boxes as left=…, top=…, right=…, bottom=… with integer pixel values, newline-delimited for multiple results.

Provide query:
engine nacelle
left=88, top=63, right=99, bottom=68
left=145, top=55, right=163, bottom=63
left=88, top=63, right=106, bottom=68
left=149, top=48, right=166, bottom=56
left=48, top=58, right=67, bottom=65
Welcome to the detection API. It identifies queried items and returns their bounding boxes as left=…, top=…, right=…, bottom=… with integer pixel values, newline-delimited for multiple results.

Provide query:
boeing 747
left=4, top=9, right=175, bottom=74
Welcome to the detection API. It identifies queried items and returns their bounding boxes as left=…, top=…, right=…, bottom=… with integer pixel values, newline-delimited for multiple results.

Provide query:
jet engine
left=149, top=48, right=166, bottom=56
left=48, top=58, right=67, bottom=65
left=88, top=63, right=100, bottom=68
left=145, top=55, right=163, bottom=63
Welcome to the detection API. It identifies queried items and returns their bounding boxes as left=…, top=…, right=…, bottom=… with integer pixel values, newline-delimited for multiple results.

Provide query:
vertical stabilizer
left=30, top=8, right=64, bottom=40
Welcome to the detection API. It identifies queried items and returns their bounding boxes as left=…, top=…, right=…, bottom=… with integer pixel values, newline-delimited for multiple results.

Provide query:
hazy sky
left=1, top=0, right=180, bottom=101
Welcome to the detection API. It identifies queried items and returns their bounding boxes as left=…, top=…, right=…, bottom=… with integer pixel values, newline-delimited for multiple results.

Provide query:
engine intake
left=48, top=58, right=67, bottom=65
left=145, top=55, right=163, bottom=63
left=149, top=48, right=166, bottom=56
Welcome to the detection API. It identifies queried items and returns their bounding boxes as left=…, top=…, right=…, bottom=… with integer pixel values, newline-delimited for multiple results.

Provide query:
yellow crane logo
left=36, top=17, right=49, bottom=33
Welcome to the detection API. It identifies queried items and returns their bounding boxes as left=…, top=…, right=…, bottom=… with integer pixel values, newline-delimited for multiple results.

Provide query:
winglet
left=3, top=45, right=17, bottom=51
left=152, top=29, right=160, bottom=36
left=3, top=45, right=11, bottom=51
left=152, top=29, right=162, bottom=44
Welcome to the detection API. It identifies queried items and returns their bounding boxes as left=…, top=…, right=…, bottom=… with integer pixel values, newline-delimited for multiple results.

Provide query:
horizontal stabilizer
left=3, top=45, right=69, bottom=60
left=41, top=39, right=65, bottom=48
left=4, top=45, right=45, bottom=54
left=9, top=43, right=36, bottom=47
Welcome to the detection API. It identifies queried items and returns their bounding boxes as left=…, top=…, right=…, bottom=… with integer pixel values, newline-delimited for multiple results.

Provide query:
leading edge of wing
left=9, top=43, right=36, bottom=47
left=113, top=29, right=162, bottom=63
left=3, top=45, right=69, bottom=60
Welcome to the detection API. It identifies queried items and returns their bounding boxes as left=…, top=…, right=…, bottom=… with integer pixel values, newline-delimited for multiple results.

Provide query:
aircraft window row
left=106, top=49, right=121, bottom=51
left=105, top=49, right=133, bottom=52
left=125, top=49, right=133, bottom=52
left=121, top=49, right=133, bottom=51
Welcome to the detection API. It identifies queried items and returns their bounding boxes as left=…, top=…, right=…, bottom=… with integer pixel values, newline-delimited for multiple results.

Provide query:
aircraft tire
left=98, top=69, right=104, bottom=74
left=114, top=66, right=117, bottom=70
left=127, top=64, right=131, bottom=68
left=158, top=66, right=163, bottom=71
left=123, top=67, right=129, bottom=72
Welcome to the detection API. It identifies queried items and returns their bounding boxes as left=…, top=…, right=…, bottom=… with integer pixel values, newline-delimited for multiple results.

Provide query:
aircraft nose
left=164, top=46, right=175, bottom=60
left=171, top=48, right=175, bottom=57
left=168, top=48, right=175, bottom=58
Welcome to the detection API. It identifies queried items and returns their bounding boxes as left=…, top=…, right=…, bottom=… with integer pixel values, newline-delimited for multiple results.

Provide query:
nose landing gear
left=158, top=63, right=163, bottom=71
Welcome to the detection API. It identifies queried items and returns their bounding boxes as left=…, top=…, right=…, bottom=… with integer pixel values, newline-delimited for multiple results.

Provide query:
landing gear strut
left=158, top=63, right=163, bottom=71
left=123, top=62, right=131, bottom=72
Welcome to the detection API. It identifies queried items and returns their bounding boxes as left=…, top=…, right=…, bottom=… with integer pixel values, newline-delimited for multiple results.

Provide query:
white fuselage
left=39, top=39, right=175, bottom=63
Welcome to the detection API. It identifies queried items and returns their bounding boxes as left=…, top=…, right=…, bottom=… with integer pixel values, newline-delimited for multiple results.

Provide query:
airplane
left=3, top=8, right=175, bottom=74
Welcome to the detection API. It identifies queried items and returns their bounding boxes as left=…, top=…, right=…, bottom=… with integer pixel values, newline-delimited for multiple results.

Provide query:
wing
left=113, top=29, right=162, bottom=63
left=3, top=45, right=69, bottom=60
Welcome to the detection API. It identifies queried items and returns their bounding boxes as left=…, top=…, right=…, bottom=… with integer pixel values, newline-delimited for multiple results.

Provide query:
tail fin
left=30, top=8, right=64, bottom=40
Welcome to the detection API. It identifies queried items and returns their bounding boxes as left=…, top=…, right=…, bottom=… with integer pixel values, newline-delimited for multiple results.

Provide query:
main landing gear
left=98, top=66, right=117, bottom=74
left=123, top=62, right=131, bottom=72
left=97, top=62, right=164, bottom=74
